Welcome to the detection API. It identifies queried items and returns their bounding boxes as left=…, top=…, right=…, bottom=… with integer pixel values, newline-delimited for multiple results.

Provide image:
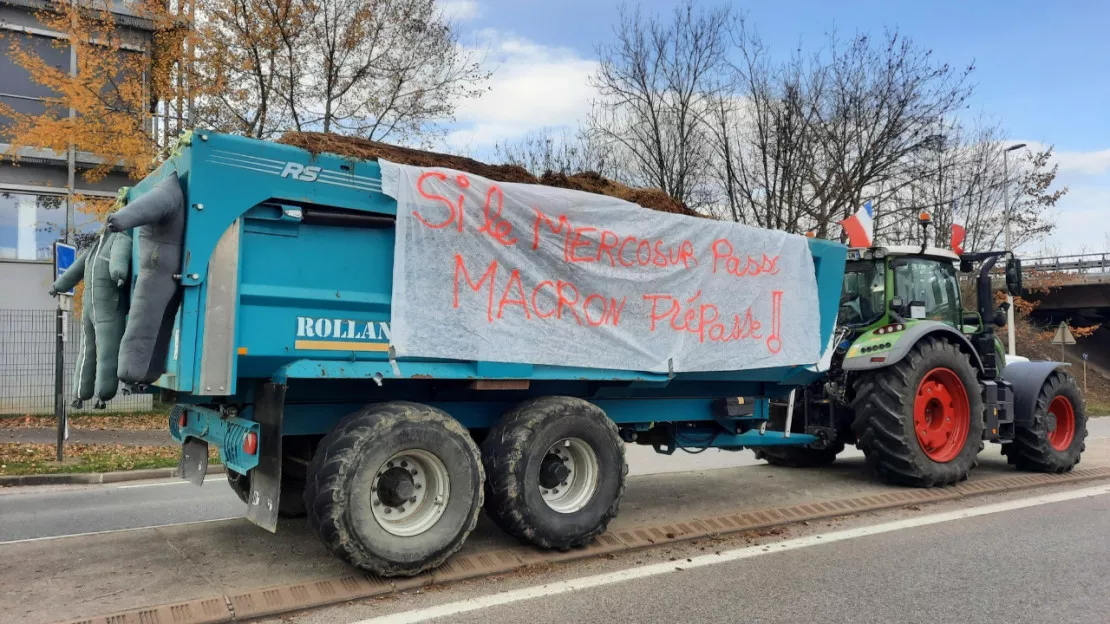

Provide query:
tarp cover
left=381, top=160, right=822, bottom=373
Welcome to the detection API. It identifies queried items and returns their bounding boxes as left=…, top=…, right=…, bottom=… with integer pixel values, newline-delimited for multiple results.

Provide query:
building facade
left=0, top=0, right=154, bottom=411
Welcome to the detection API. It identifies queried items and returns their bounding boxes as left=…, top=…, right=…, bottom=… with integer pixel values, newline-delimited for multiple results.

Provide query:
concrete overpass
left=1018, top=253, right=1110, bottom=313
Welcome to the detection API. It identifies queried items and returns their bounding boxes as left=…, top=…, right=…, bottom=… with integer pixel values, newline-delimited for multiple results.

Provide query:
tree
left=492, top=128, right=612, bottom=178
left=869, top=120, right=1064, bottom=253
left=192, top=0, right=488, bottom=143
left=587, top=1, right=732, bottom=207
left=0, top=0, right=188, bottom=227
left=188, top=0, right=302, bottom=139
left=700, top=25, right=975, bottom=236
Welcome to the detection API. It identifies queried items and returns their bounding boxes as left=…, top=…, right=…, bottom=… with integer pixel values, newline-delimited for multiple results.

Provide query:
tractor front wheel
left=1002, top=371, right=1087, bottom=473
left=851, top=337, right=984, bottom=487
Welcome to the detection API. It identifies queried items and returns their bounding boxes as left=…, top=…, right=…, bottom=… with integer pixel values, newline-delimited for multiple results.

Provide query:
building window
left=0, top=191, right=67, bottom=261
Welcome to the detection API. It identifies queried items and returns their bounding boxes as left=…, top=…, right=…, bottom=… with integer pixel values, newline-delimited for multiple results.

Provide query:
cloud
left=443, top=31, right=598, bottom=152
left=1052, top=149, right=1110, bottom=176
left=1031, top=185, right=1110, bottom=255
left=439, top=0, right=482, bottom=23
left=1014, top=141, right=1110, bottom=177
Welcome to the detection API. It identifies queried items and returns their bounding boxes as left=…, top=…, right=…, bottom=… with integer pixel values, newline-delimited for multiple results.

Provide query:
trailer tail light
left=178, top=412, right=188, bottom=428
left=243, top=431, right=259, bottom=455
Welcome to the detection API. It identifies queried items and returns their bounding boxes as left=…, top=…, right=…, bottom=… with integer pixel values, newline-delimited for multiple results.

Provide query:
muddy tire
left=481, top=397, right=626, bottom=550
left=851, top=337, right=984, bottom=487
left=303, top=402, right=483, bottom=577
left=225, top=468, right=306, bottom=518
left=1002, top=372, right=1087, bottom=473
left=753, top=442, right=845, bottom=467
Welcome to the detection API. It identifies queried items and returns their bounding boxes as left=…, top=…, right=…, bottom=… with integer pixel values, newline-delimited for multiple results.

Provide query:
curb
left=0, top=463, right=224, bottom=487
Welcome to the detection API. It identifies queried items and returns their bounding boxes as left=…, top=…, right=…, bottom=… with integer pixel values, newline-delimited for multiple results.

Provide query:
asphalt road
left=2, top=418, right=1107, bottom=544
left=391, top=489, right=1110, bottom=624
left=0, top=444, right=770, bottom=543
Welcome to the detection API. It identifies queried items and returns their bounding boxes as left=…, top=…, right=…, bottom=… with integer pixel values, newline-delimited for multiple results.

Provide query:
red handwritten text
left=710, top=239, right=779, bottom=278
left=642, top=290, right=783, bottom=352
left=532, top=209, right=698, bottom=269
left=453, top=255, right=626, bottom=327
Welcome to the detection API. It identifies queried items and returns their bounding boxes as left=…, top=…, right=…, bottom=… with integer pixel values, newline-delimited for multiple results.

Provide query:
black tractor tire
left=303, top=402, right=484, bottom=577
left=850, top=337, right=985, bottom=487
left=1002, top=371, right=1087, bottom=473
left=225, top=467, right=307, bottom=519
left=753, top=441, right=846, bottom=467
left=481, top=397, right=627, bottom=550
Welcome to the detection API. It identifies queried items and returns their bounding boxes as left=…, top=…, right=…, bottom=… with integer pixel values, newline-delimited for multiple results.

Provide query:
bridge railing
left=1020, top=253, right=1110, bottom=275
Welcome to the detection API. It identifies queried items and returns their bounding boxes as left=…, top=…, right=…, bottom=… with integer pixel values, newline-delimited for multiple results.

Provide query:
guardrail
left=1020, top=253, right=1110, bottom=274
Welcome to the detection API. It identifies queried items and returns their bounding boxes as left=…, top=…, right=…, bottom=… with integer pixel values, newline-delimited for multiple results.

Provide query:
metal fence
left=0, top=309, right=152, bottom=415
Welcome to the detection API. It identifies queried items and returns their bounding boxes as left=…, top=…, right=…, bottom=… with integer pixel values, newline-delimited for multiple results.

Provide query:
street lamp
left=1003, top=142, right=1027, bottom=356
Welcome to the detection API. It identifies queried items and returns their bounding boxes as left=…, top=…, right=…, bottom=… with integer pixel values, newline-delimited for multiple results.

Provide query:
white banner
left=381, top=161, right=822, bottom=373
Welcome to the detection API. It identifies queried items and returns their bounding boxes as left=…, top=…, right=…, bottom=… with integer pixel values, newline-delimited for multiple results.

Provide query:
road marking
left=354, top=483, right=1110, bottom=624
left=116, top=475, right=224, bottom=489
left=0, top=516, right=242, bottom=546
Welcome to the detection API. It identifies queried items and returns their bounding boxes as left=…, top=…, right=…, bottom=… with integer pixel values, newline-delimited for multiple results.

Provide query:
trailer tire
left=1002, top=372, right=1087, bottom=473
left=482, top=397, right=626, bottom=550
left=753, top=442, right=845, bottom=467
left=225, top=468, right=306, bottom=518
left=851, top=337, right=984, bottom=487
left=303, top=402, right=483, bottom=577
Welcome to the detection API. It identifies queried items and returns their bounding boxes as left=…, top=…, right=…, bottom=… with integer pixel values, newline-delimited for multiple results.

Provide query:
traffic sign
left=1083, top=352, right=1089, bottom=361
left=53, top=242, right=76, bottom=296
left=1051, top=321, right=1075, bottom=346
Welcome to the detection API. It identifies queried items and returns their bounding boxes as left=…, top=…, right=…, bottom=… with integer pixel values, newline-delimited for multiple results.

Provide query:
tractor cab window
left=839, top=261, right=885, bottom=326
left=892, top=258, right=961, bottom=326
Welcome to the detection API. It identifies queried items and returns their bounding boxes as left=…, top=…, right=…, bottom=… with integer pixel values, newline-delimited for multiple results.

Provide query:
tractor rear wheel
left=1002, top=371, right=1087, bottom=473
left=851, top=337, right=984, bottom=487
left=753, top=442, right=845, bottom=467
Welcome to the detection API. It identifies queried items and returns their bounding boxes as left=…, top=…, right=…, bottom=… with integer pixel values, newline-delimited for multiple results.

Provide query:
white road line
left=0, top=516, right=242, bottom=546
left=115, top=475, right=223, bottom=489
left=353, top=483, right=1110, bottom=624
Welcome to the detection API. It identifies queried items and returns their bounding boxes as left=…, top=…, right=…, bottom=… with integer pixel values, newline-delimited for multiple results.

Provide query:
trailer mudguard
left=1002, top=360, right=1066, bottom=427
left=107, top=173, right=186, bottom=384
left=841, top=320, right=984, bottom=373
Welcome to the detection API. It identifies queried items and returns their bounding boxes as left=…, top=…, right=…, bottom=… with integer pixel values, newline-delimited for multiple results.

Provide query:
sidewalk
left=1, top=427, right=174, bottom=447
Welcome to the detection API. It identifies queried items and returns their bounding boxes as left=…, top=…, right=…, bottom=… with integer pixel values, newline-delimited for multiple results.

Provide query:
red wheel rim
left=1047, top=396, right=1076, bottom=451
left=913, top=368, right=971, bottom=463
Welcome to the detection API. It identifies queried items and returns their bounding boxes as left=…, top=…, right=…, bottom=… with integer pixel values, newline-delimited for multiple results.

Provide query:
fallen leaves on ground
left=0, top=442, right=219, bottom=476
left=0, top=413, right=168, bottom=431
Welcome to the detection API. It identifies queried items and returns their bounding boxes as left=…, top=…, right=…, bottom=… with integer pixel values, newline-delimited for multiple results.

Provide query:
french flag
left=950, top=200, right=966, bottom=255
left=839, top=201, right=873, bottom=248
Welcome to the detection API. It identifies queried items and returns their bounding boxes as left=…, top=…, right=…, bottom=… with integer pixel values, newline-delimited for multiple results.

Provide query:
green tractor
left=756, top=220, right=1086, bottom=486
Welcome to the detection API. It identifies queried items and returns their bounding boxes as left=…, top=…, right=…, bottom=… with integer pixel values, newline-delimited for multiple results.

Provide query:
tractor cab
left=838, top=246, right=962, bottom=331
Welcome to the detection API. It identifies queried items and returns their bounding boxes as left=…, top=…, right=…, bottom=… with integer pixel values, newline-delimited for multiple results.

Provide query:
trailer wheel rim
left=370, top=449, right=450, bottom=537
left=539, top=438, right=599, bottom=514
left=1047, top=395, right=1076, bottom=451
left=913, top=367, right=971, bottom=463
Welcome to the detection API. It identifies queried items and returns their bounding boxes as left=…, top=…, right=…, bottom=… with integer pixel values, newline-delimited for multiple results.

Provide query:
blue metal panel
left=676, top=429, right=818, bottom=448
left=122, top=131, right=848, bottom=438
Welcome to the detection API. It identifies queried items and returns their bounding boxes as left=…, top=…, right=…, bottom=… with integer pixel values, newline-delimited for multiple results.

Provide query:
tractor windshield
left=892, top=257, right=962, bottom=326
left=839, top=261, right=885, bottom=326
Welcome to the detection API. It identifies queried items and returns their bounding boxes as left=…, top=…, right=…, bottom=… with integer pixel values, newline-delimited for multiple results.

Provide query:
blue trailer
left=100, top=130, right=847, bottom=576
left=111, top=130, right=1088, bottom=579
